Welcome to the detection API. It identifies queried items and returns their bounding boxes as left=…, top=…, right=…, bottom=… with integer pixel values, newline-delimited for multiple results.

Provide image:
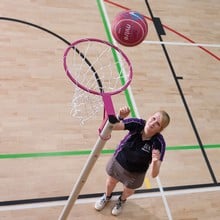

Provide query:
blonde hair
left=158, top=110, right=170, bottom=131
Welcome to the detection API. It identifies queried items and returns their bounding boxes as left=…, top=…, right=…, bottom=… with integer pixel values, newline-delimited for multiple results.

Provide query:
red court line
left=104, top=0, right=220, bottom=61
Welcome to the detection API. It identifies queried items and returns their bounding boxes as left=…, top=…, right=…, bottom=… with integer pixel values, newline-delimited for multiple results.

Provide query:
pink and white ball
left=112, top=10, right=148, bottom=47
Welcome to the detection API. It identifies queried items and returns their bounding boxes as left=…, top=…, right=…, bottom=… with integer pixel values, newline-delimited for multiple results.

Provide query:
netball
left=111, top=10, right=148, bottom=47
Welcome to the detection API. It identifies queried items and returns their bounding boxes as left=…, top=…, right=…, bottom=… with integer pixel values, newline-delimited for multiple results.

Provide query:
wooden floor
left=0, top=0, right=220, bottom=219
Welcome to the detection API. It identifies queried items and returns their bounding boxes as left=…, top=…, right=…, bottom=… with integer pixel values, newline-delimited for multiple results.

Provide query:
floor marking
left=144, top=178, right=151, bottom=189
left=143, top=40, right=220, bottom=48
left=156, top=176, right=173, bottom=220
left=1, top=186, right=219, bottom=211
left=1, top=144, right=219, bottom=159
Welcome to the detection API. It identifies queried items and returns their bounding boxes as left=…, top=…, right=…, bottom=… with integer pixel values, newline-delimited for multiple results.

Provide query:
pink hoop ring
left=63, top=38, right=133, bottom=96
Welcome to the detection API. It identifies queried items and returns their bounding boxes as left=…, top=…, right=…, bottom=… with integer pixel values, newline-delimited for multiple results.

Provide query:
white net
left=70, top=87, right=103, bottom=124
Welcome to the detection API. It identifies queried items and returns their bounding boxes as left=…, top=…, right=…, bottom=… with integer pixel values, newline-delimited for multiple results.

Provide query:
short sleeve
left=123, top=118, right=146, bottom=132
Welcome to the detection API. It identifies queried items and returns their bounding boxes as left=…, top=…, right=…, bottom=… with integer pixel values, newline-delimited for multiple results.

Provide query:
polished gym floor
left=0, top=1, right=219, bottom=219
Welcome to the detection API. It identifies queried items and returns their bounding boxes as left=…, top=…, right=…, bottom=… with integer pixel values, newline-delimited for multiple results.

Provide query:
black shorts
left=106, top=156, right=146, bottom=189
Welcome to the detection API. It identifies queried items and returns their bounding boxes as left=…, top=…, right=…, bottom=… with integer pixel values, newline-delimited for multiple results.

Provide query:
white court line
left=156, top=177, right=173, bottom=220
left=1, top=186, right=220, bottom=211
left=99, top=1, right=173, bottom=219
left=143, top=40, right=220, bottom=47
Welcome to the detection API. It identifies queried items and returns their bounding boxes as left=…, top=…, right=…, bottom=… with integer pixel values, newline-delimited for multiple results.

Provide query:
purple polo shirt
left=114, top=118, right=166, bottom=173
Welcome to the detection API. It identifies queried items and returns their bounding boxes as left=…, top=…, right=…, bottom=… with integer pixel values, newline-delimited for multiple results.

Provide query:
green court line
left=96, top=0, right=136, bottom=117
left=0, top=144, right=219, bottom=159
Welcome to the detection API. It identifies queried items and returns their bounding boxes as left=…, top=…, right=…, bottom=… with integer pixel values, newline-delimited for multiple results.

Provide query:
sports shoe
left=111, top=196, right=126, bottom=216
left=94, top=193, right=112, bottom=211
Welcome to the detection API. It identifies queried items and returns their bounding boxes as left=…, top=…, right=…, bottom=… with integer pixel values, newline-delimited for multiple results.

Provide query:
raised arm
left=113, top=106, right=130, bottom=130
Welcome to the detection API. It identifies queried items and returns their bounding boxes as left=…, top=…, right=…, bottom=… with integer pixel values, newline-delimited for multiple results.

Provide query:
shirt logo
left=141, top=143, right=151, bottom=153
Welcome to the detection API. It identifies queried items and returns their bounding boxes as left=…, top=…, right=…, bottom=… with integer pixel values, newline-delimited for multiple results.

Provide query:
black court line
left=0, top=17, right=104, bottom=90
left=0, top=17, right=71, bottom=45
left=144, top=0, right=217, bottom=184
left=1, top=182, right=219, bottom=206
